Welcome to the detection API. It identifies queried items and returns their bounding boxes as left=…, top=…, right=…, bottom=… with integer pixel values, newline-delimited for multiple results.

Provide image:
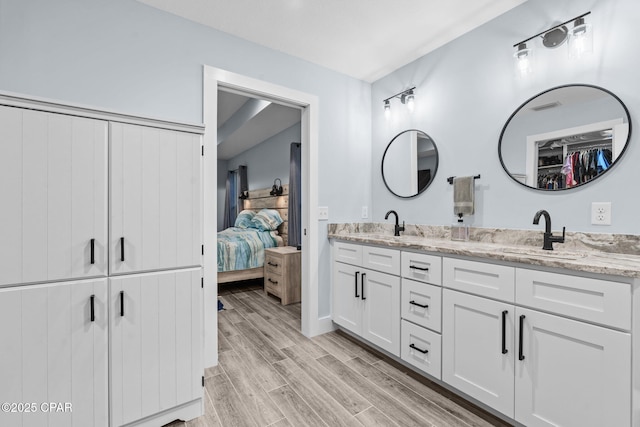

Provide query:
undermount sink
left=500, top=247, right=588, bottom=261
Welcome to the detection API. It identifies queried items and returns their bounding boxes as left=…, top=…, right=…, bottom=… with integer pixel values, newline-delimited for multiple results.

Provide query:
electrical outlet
left=591, top=202, right=611, bottom=225
left=318, top=206, right=329, bottom=221
left=361, top=206, right=368, bottom=219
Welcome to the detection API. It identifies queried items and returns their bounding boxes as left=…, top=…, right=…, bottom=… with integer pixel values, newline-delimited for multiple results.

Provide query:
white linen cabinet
left=0, top=106, right=108, bottom=286
left=109, top=122, right=201, bottom=275
left=0, top=279, right=109, bottom=427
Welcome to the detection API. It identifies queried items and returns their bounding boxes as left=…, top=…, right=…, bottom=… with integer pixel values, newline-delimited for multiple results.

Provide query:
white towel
left=453, top=176, right=475, bottom=217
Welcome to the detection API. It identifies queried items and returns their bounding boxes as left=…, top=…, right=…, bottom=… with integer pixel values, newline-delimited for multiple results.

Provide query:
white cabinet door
left=361, top=269, right=400, bottom=356
left=0, top=106, right=108, bottom=286
left=0, top=279, right=108, bottom=427
left=109, top=269, right=202, bottom=427
left=332, top=262, right=363, bottom=335
left=442, top=289, right=515, bottom=418
left=515, top=307, right=631, bottom=427
left=110, top=123, right=201, bottom=274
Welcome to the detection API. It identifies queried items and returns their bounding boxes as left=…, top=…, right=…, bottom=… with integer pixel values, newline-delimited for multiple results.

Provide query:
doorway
left=202, top=66, right=322, bottom=368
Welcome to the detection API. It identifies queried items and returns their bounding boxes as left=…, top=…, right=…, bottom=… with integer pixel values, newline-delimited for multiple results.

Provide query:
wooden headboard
left=243, top=184, right=289, bottom=246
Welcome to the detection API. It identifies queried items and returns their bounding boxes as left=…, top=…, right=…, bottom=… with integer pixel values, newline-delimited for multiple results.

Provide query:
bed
left=217, top=185, right=289, bottom=284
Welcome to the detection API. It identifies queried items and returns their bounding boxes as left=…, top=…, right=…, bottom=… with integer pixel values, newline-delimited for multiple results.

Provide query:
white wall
left=371, top=0, right=639, bottom=235
left=0, top=0, right=372, bottom=318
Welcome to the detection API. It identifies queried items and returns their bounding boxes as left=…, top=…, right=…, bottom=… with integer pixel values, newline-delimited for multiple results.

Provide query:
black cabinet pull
left=409, top=300, right=429, bottom=309
left=90, top=294, right=95, bottom=322
left=120, top=291, right=124, bottom=317
left=90, top=239, right=95, bottom=265
left=409, top=265, right=429, bottom=271
left=354, top=272, right=360, bottom=298
left=268, top=278, right=278, bottom=285
left=267, top=261, right=279, bottom=267
left=518, top=314, right=525, bottom=361
left=409, top=343, right=428, bottom=354
left=120, top=237, right=125, bottom=262
left=361, top=273, right=366, bottom=300
left=501, top=310, right=508, bottom=354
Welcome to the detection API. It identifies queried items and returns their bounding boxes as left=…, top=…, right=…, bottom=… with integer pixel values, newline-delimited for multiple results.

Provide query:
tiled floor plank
left=206, top=373, right=256, bottom=427
left=234, top=320, right=287, bottom=364
left=355, top=406, right=398, bottom=427
left=267, top=385, right=327, bottom=427
left=226, top=332, right=288, bottom=392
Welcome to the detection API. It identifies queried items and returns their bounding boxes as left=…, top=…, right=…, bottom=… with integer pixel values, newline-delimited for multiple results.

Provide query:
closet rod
left=567, top=142, right=612, bottom=152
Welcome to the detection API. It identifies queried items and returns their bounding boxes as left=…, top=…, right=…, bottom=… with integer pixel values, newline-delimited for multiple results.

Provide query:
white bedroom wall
left=0, top=0, right=372, bottom=318
left=371, top=0, right=639, bottom=235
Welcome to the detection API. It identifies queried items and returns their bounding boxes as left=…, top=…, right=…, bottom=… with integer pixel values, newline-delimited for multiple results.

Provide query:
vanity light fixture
left=269, top=178, right=283, bottom=196
left=513, top=11, right=591, bottom=76
left=382, top=87, right=416, bottom=118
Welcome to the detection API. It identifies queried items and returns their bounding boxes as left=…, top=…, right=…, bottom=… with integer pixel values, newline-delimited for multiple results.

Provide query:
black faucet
left=533, top=209, right=565, bottom=250
left=385, top=210, right=405, bottom=237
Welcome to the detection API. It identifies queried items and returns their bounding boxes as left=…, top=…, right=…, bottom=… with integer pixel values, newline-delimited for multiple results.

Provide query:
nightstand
left=264, top=246, right=301, bottom=305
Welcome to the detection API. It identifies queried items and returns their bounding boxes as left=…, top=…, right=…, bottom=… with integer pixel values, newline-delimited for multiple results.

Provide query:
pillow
left=251, top=209, right=283, bottom=231
left=234, top=210, right=256, bottom=229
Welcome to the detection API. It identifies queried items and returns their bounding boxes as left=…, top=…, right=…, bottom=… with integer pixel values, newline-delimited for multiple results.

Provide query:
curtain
left=238, top=165, right=248, bottom=211
left=288, top=143, right=302, bottom=248
left=223, top=170, right=236, bottom=229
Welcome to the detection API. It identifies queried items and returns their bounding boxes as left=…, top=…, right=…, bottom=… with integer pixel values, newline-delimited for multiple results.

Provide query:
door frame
left=202, top=65, right=321, bottom=367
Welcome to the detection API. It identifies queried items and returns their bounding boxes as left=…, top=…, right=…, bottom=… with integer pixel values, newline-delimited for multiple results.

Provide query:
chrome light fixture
left=513, top=11, right=592, bottom=76
left=383, top=87, right=416, bottom=118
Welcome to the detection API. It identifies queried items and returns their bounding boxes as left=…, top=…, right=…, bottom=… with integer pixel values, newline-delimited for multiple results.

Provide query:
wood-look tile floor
left=167, top=280, right=512, bottom=427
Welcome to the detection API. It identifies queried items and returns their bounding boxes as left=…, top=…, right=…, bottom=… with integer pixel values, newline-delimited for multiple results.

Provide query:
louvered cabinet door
left=0, top=279, right=109, bottom=427
left=109, top=122, right=201, bottom=275
left=0, top=106, right=108, bottom=286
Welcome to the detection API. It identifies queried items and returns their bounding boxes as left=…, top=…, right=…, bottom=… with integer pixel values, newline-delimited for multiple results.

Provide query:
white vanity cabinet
left=442, top=257, right=632, bottom=426
left=0, top=279, right=109, bottom=427
left=110, top=122, right=201, bottom=275
left=0, top=106, right=108, bottom=287
left=332, top=242, right=400, bottom=355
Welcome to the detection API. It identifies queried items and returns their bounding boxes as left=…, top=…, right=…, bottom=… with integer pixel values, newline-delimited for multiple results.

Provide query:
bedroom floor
left=167, top=280, right=511, bottom=427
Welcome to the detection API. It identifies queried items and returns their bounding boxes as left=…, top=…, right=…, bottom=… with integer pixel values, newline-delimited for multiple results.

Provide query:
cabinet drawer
left=264, top=272, right=282, bottom=297
left=516, top=269, right=631, bottom=330
left=265, top=253, right=283, bottom=275
left=401, top=279, right=442, bottom=332
left=362, top=245, right=400, bottom=275
left=334, top=241, right=362, bottom=265
left=443, top=258, right=515, bottom=302
left=401, top=320, right=441, bottom=380
left=401, top=252, right=441, bottom=285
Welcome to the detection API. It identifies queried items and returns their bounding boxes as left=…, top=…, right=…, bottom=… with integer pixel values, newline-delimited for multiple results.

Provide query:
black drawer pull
left=361, top=273, right=366, bottom=300
left=267, top=261, right=279, bottom=267
left=354, top=272, right=360, bottom=298
left=501, top=310, right=508, bottom=354
left=409, top=343, right=428, bottom=354
left=90, top=238, right=95, bottom=265
left=409, top=300, right=429, bottom=309
left=90, top=295, right=95, bottom=322
left=519, top=314, right=525, bottom=361
left=268, top=278, right=278, bottom=285
left=120, top=237, right=125, bottom=262
left=120, top=291, right=124, bottom=317
left=409, top=265, right=429, bottom=271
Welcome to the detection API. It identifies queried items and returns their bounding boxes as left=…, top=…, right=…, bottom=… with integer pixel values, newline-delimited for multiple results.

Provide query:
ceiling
left=138, top=0, right=527, bottom=82
left=216, top=91, right=301, bottom=160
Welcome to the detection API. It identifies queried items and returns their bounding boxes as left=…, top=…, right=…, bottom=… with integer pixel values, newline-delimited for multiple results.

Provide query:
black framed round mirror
left=382, top=129, right=439, bottom=198
left=499, top=84, right=631, bottom=191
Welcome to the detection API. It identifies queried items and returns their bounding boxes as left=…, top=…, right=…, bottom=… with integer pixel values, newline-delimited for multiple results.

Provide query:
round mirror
left=499, top=84, right=631, bottom=191
left=382, top=129, right=439, bottom=198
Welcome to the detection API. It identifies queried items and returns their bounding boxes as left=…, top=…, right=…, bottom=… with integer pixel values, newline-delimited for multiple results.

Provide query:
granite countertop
left=328, top=224, right=640, bottom=279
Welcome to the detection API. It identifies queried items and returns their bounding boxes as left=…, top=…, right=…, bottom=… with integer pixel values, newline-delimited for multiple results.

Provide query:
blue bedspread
left=217, top=227, right=280, bottom=272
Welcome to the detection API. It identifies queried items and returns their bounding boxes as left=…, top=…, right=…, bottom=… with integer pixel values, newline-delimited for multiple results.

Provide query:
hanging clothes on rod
left=561, top=146, right=612, bottom=188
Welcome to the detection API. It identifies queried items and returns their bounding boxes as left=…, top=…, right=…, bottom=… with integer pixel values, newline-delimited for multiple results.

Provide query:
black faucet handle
left=551, top=227, right=566, bottom=244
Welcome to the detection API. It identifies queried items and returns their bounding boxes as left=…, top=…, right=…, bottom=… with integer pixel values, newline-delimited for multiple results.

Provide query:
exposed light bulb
left=569, top=17, right=592, bottom=59
left=406, top=94, right=415, bottom=112
left=514, top=43, right=532, bottom=77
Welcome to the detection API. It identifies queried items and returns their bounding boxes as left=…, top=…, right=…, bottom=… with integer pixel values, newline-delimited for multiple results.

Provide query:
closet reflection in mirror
left=382, top=129, right=438, bottom=198
left=499, top=84, right=631, bottom=191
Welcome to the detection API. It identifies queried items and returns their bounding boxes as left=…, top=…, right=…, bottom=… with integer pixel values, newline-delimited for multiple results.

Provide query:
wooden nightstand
left=264, top=246, right=301, bottom=305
